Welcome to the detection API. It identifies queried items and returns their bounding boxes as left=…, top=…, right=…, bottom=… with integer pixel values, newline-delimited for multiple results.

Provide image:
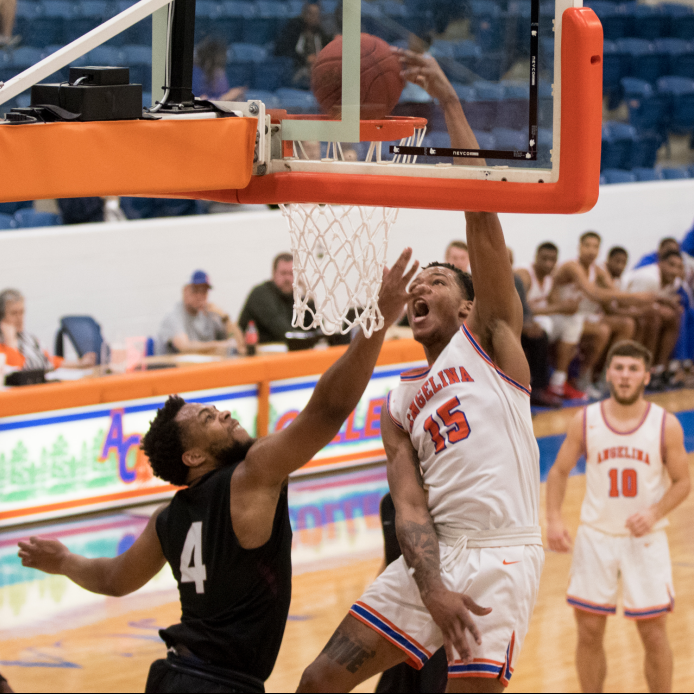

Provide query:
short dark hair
left=537, top=242, right=558, bottom=255
left=606, top=340, right=652, bottom=371
left=580, top=230, right=601, bottom=244
left=658, top=237, right=679, bottom=250
left=273, top=252, right=293, bottom=273
left=607, top=246, right=628, bottom=259
left=141, top=395, right=189, bottom=486
left=423, top=262, right=474, bottom=301
left=659, top=249, right=682, bottom=262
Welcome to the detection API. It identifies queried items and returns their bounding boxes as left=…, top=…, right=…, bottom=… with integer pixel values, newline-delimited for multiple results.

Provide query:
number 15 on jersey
left=424, top=396, right=471, bottom=453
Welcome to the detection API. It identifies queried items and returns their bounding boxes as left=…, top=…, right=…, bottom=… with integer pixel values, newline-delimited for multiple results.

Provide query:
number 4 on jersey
left=424, top=396, right=471, bottom=453
left=180, top=521, right=207, bottom=593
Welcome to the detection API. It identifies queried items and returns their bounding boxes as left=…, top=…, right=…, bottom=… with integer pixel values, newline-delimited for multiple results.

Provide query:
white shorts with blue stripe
left=567, top=525, right=674, bottom=619
left=350, top=541, right=544, bottom=686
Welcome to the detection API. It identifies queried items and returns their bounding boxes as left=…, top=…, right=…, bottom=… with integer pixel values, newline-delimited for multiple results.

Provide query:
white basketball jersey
left=387, top=325, right=541, bottom=540
left=581, top=401, right=670, bottom=536
left=526, top=265, right=552, bottom=310
left=558, top=260, right=602, bottom=316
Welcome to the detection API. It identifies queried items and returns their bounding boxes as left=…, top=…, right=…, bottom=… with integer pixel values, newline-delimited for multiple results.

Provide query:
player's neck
left=603, top=395, right=649, bottom=424
left=421, top=327, right=459, bottom=366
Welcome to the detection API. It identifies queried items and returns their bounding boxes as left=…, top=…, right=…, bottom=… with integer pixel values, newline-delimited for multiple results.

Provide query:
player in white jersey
left=546, top=340, right=690, bottom=692
left=299, top=51, right=543, bottom=694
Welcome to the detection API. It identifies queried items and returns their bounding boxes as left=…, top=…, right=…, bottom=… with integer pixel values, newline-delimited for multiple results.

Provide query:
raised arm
left=546, top=409, right=585, bottom=552
left=625, top=412, right=690, bottom=536
left=383, top=409, right=490, bottom=663
left=18, top=505, right=167, bottom=597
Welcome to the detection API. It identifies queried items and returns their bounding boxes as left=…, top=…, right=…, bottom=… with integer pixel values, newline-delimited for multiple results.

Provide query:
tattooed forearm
left=322, top=629, right=376, bottom=673
left=396, top=516, right=443, bottom=600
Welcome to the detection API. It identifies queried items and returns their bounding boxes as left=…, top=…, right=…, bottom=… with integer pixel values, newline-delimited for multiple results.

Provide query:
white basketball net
left=281, top=203, right=399, bottom=338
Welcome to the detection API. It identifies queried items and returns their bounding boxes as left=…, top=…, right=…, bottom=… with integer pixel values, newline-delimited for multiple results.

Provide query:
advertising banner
left=0, top=386, right=258, bottom=526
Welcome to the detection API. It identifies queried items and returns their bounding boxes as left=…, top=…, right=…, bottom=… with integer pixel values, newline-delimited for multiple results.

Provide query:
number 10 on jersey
left=424, top=396, right=471, bottom=453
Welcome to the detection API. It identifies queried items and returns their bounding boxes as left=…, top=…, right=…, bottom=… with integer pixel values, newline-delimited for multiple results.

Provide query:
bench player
left=298, top=50, right=544, bottom=694
left=17, top=249, right=418, bottom=693
left=546, top=340, right=690, bottom=692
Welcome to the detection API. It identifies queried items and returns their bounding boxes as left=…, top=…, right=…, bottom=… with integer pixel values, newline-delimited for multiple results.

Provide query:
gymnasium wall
left=0, top=180, right=693, bottom=351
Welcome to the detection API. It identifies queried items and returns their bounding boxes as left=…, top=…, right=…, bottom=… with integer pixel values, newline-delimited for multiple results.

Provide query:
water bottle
left=245, top=321, right=258, bottom=356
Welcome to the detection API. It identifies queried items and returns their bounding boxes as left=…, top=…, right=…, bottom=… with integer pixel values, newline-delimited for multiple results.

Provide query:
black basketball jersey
left=155, top=462, right=292, bottom=682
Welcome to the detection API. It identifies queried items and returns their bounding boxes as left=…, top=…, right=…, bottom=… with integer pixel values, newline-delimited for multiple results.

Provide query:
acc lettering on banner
left=406, top=366, right=473, bottom=430
left=596, top=446, right=651, bottom=465
left=101, top=410, right=148, bottom=484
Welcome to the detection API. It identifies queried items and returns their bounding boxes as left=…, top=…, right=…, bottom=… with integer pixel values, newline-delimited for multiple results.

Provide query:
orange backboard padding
left=0, top=339, right=425, bottom=419
left=189, top=7, right=603, bottom=214
left=0, top=117, right=258, bottom=203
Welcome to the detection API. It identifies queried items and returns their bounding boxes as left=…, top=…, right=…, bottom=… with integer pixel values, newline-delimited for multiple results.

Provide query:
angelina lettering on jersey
left=406, top=366, right=474, bottom=430
left=596, top=446, right=651, bottom=465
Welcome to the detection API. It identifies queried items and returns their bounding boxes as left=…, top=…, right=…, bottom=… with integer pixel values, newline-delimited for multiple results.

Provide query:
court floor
left=3, top=393, right=694, bottom=692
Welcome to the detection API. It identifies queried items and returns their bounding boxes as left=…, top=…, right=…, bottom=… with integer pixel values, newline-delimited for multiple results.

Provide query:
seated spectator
left=444, top=240, right=470, bottom=273
left=193, top=38, right=246, bottom=102
left=239, top=253, right=298, bottom=343
left=623, top=250, right=686, bottom=390
left=57, top=197, right=105, bottom=225
left=0, top=289, right=96, bottom=370
left=509, top=247, right=561, bottom=408
left=546, top=232, right=647, bottom=399
left=634, top=237, right=679, bottom=270
left=157, top=271, right=245, bottom=355
left=0, top=0, right=19, bottom=48
left=275, top=3, right=332, bottom=90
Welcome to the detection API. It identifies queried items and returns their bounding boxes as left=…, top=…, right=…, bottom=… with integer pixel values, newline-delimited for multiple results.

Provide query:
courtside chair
left=12, top=209, right=62, bottom=228
left=55, top=316, right=106, bottom=364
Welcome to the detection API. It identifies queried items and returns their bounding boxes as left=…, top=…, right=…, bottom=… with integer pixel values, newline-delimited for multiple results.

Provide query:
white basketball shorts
left=567, top=525, right=674, bottom=619
left=350, top=542, right=544, bottom=686
left=535, top=313, right=585, bottom=345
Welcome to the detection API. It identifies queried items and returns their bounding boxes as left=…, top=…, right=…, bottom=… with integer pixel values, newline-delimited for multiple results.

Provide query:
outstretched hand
left=18, top=536, right=69, bottom=574
left=379, top=248, right=419, bottom=328
left=424, top=588, right=492, bottom=664
left=393, top=48, right=458, bottom=106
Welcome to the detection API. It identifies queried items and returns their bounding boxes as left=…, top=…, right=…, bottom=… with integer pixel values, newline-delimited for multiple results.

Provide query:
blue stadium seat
left=601, top=121, right=637, bottom=170
left=660, top=167, right=691, bottom=179
left=586, top=1, right=629, bottom=41
left=0, top=201, right=34, bottom=216
left=663, top=3, right=694, bottom=41
left=71, top=0, right=112, bottom=39
left=243, top=90, right=280, bottom=108
left=121, top=45, right=151, bottom=88
left=274, top=87, right=317, bottom=113
left=253, top=57, right=293, bottom=91
left=603, top=40, right=627, bottom=103
left=195, top=1, right=223, bottom=40
left=617, top=39, right=665, bottom=85
left=9, top=47, right=43, bottom=72
left=538, top=82, right=553, bottom=127
left=655, top=39, right=694, bottom=81
left=229, top=43, right=268, bottom=62
left=621, top=77, right=668, bottom=133
left=539, top=35, right=554, bottom=73
left=423, top=131, right=452, bottom=148
left=470, top=1, right=505, bottom=53
left=630, top=131, right=661, bottom=168
left=601, top=168, right=638, bottom=183
left=625, top=4, right=667, bottom=41
left=599, top=174, right=607, bottom=185
left=13, top=2, right=42, bottom=45
left=689, top=164, right=694, bottom=178
left=243, top=1, right=286, bottom=45
left=0, top=51, right=14, bottom=83
left=657, top=76, right=694, bottom=133
left=13, top=209, right=62, bottom=228
left=0, top=214, right=16, bottom=230
left=227, top=61, right=255, bottom=90
left=632, top=167, right=663, bottom=181
left=464, top=82, right=504, bottom=131
left=41, top=0, right=77, bottom=44
left=87, top=46, right=126, bottom=66
left=114, top=1, right=152, bottom=45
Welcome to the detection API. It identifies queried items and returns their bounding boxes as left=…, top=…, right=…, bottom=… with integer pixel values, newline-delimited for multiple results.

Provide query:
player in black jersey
left=17, top=248, right=418, bottom=693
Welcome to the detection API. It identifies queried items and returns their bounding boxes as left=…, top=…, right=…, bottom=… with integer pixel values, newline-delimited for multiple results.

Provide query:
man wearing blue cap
left=157, top=271, right=245, bottom=355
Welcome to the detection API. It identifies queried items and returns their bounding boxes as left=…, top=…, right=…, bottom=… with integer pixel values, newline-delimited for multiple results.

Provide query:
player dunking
left=298, top=51, right=544, bottom=694
left=16, top=250, right=418, bottom=693
left=546, top=340, right=690, bottom=692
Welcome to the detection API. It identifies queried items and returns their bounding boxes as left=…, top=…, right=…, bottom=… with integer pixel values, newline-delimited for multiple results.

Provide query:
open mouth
left=413, top=299, right=429, bottom=319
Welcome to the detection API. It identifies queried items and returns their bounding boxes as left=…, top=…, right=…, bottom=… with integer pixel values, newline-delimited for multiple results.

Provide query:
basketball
left=311, top=33, right=404, bottom=121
